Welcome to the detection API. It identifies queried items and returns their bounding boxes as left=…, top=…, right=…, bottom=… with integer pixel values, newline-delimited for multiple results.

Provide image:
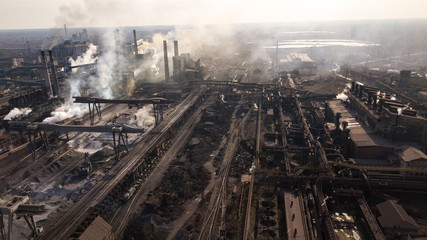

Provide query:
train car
left=123, top=185, right=136, bottom=201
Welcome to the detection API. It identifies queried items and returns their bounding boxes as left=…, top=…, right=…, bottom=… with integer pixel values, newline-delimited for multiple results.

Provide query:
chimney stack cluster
left=351, top=81, right=416, bottom=116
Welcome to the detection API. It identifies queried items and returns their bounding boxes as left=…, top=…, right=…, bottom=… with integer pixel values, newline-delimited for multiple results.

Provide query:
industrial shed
left=398, top=145, right=427, bottom=176
left=377, top=200, right=419, bottom=239
left=326, top=100, right=393, bottom=159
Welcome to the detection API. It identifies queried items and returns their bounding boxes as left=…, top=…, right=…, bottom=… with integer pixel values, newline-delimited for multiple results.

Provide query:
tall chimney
left=133, top=30, right=138, bottom=56
left=41, top=51, right=53, bottom=97
left=48, top=50, right=60, bottom=97
left=163, top=40, right=170, bottom=82
left=173, top=40, right=179, bottom=78
left=64, top=24, right=68, bottom=39
left=174, top=40, right=179, bottom=57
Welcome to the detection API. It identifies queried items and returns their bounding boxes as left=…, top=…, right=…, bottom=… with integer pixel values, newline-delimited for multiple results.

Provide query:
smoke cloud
left=43, top=104, right=87, bottom=123
left=336, top=92, right=348, bottom=102
left=336, top=82, right=351, bottom=102
left=4, top=108, right=32, bottom=120
left=130, top=106, right=155, bottom=128
left=43, top=29, right=128, bottom=123
left=69, top=43, right=98, bottom=67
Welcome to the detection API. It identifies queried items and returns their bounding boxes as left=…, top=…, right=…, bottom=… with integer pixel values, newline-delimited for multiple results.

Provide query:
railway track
left=37, top=88, right=205, bottom=240
left=110, top=96, right=214, bottom=239
left=198, top=103, right=252, bottom=240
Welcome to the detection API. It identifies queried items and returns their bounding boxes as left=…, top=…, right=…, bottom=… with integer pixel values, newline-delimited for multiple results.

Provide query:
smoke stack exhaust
left=163, top=40, right=170, bottom=82
left=40, top=51, right=53, bottom=97
left=133, top=30, right=138, bottom=56
left=48, top=50, right=60, bottom=96
left=174, top=40, right=179, bottom=57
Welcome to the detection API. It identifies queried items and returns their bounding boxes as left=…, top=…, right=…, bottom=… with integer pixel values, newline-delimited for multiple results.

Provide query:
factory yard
left=0, top=19, right=427, bottom=240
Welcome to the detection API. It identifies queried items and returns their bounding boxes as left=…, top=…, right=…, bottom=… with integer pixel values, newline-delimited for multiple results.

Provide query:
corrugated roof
left=399, top=145, right=427, bottom=162
left=377, top=200, right=419, bottom=230
left=79, top=216, right=112, bottom=240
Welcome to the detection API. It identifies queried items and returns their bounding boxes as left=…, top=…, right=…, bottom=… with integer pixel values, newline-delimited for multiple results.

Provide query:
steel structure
left=36, top=89, right=204, bottom=240
left=9, top=122, right=145, bottom=160
left=73, top=96, right=174, bottom=125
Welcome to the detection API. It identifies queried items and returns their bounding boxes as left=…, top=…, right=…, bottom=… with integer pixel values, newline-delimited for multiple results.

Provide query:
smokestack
left=163, top=40, right=170, bottom=82
left=174, top=40, right=179, bottom=57
left=48, top=50, right=60, bottom=97
left=173, top=40, right=179, bottom=79
left=40, top=51, right=53, bottom=97
left=133, top=30, right=138, bottom=56
left=64, top=24, right=68, bottom=39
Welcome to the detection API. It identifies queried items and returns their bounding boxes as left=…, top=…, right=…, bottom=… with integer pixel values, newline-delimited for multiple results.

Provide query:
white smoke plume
left=336, top=92, right=348, bottom=102
left=69, top=43, right=98, bottom=67
left=43, top=72, right=88, bottom=123
left=42, top=104, right=87, bottom=123
left=130, top=105, right=155, bottom=128
left=4, top=108, right=32, bottom=120
left=87, top=30, right=128, bottom=99
left=336, top=82, right=351, bottom=102
left=133, top=40, right=161, bottom=81
left=43, top=30, right=127, bottom=123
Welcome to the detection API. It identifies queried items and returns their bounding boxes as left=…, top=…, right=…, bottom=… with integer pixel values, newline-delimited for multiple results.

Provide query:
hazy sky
left=0, top=0, right=426, bottom=29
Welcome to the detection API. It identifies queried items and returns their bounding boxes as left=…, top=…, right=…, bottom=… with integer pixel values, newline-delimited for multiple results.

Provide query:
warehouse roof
left=327, top=100, right=388, bottom=148
left=399, top=145, right=427, bottom=162
left=377, top=200, right=419, bottom=231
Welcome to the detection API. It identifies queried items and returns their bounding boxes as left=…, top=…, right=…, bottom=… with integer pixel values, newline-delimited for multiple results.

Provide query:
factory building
left=173, top=53, right=204, bottom=82
left=376, top=200, right=419, bottom=239
left=283, top=192, right=307, bottom=239
left=279, top=52, right=317, bottom=76
left=325, top=99, right=393, bottom=159
left=398, top=145, right=427, bottom=176
left=51, top=40, right=92, bottom=62
left=348, top=82, right=427, bottom=151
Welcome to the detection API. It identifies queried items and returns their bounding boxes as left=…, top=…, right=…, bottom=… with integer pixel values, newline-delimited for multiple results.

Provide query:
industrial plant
left=0, top=17, right=426, bottom=240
